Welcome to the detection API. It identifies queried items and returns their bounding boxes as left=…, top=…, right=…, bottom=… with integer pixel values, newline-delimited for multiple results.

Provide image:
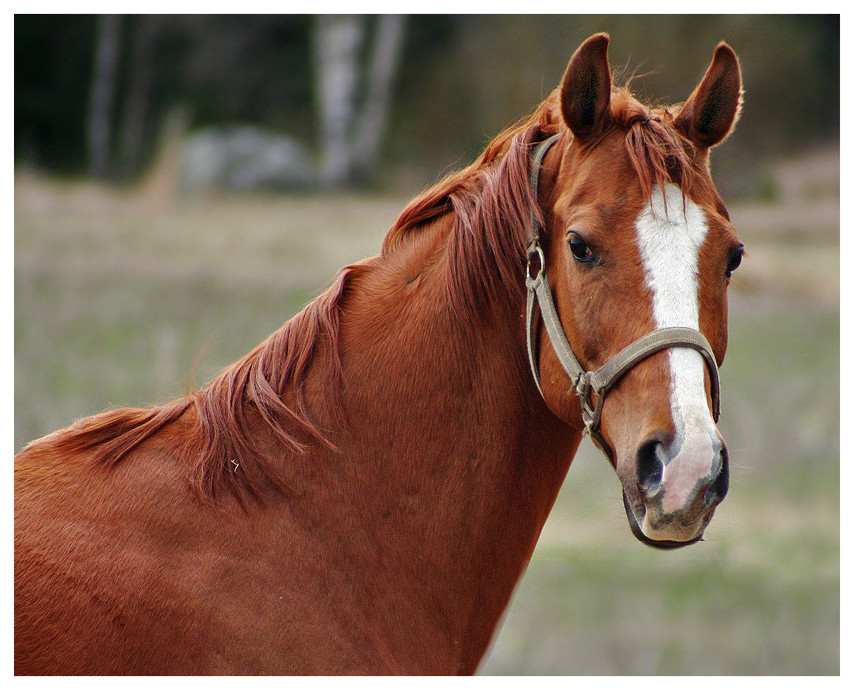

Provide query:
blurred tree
left=314, top=15, right=406, bottom=187
left=87, top=14, right=121, bottom=178
left=117, top=15, right=160, bottom=180
left=314, top=15, right=363, bottom=186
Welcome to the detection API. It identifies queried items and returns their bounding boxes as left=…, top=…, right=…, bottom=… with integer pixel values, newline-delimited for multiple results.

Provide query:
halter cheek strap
left=525, top=134, right=721, bottom=461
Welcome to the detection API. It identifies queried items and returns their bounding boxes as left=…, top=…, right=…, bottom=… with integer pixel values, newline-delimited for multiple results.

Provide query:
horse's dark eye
left=568, top=233, right=596, bottom=263
left=725, top=246, right=744, bottom=278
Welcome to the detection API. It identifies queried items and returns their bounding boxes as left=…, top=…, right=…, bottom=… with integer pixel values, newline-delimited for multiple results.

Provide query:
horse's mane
left=41, top=86, right=702, bottom=505
left=381, top=92, right=563, bottom=320
left=45, top=267, right=361, bottom=504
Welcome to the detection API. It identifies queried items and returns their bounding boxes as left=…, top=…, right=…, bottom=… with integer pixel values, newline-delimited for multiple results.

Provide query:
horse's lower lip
left=621, top=492, right=703, bottom=550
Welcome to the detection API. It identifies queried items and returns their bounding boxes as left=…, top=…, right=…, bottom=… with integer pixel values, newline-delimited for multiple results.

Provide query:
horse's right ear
left=560, top=33, right=613, bottom=141
left=674, top=42, right=743, bottom=149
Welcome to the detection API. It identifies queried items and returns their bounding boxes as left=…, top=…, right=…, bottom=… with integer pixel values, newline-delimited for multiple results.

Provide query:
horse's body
left=15, top=35, right=744, bottom=674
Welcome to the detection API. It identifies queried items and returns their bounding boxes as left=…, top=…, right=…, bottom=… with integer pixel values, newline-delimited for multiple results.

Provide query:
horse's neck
left=301, top=220, right=580, bottom=669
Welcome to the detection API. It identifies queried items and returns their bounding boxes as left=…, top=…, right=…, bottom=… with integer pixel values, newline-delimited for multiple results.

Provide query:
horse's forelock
left=610, top=88, right=703, bottom=199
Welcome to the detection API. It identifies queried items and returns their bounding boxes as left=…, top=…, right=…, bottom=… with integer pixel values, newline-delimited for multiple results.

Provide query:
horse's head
left=534, top=34, right=743, bottom=548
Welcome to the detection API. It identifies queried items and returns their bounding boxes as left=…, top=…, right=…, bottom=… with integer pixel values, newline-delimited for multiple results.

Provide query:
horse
left=15, top=33, right=744, bottom=674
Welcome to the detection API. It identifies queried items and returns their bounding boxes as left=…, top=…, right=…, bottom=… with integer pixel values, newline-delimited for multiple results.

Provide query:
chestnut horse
left=15, top=34, right=744, bottom=674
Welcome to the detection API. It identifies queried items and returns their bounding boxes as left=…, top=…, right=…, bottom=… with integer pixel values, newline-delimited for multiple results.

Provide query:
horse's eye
left=568, top=232, right=596, bottom=263
left=725, top=246, right=744, bottom=278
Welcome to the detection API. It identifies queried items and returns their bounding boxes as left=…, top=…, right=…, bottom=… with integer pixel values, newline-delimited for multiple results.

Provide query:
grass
left=14, top=174, right=839, bottom=675
left=483, top=541, right=838, bottom=674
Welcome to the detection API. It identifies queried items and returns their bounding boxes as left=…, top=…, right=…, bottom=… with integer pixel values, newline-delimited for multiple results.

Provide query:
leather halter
left=525, top=133, right=721, bottom=461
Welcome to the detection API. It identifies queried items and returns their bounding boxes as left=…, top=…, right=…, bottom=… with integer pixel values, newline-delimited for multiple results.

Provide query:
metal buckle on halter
left=575, top=374, right=596, bottom=435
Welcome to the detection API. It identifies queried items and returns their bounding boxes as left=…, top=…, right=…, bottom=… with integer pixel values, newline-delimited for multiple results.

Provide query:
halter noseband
left=525, top=133, right=721, bottom=462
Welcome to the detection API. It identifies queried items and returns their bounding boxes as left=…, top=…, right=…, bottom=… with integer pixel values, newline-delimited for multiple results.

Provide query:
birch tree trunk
left=314, top=15, right=406, bottom=187
left=352, top=15, right=406, bottom=179
left=315, top=15, right=365, bottom=187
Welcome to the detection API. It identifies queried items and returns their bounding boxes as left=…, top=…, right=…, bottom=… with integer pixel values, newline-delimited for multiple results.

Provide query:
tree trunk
left=314, top=15, right=365, bottom=187
left=314, top=15, right=406, bottom=187
left=87, top=14, right=122, bottom=179
left=117, top=16, right=159, bottom=180
left=351, top=15, right=406, bottom=179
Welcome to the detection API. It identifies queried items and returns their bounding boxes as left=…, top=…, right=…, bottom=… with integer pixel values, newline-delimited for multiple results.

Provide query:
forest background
left=15, top=15, right=838, bottom=196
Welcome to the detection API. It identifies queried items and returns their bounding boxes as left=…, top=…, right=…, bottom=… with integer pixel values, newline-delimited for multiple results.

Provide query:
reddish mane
left=43, top=268, right=361, bottom=504
left=384, top=93, right=563, bottom=319
left=38, top=86, right=706, bottom=505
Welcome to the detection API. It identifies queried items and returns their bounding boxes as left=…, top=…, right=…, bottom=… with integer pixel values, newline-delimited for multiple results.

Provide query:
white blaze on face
left=634, top=183, right=719, bottom=516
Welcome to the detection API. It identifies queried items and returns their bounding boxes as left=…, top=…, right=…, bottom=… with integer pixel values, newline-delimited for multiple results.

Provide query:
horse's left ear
left=674, top=43, right=743, bottom=148
left=560, top=33, right=613, bottom=141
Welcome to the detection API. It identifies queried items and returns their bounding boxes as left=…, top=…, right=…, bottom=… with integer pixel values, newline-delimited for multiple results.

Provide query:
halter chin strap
left=525, top=134, right=721, bottom=461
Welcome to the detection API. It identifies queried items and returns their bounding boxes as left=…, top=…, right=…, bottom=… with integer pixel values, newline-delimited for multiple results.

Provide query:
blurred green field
left=14, top=162, right=839, bottom=674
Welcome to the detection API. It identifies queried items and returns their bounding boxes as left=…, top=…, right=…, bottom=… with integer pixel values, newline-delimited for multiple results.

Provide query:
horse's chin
left=621, top=492, right=704, bottom=550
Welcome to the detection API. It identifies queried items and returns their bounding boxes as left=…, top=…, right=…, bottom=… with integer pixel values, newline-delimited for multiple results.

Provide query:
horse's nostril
left=636, top=439, right=666, bottom=494
left=705, top=446, right=730, bottom=505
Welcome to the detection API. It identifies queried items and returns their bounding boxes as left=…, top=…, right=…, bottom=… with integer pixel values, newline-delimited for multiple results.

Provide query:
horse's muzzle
left=621, top=434, right=729, bottom=548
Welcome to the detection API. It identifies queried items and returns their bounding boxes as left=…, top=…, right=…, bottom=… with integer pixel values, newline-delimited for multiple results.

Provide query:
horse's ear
left=674, top=42, right=743, bottom=148
left=560, top=33, right=613, bottom=141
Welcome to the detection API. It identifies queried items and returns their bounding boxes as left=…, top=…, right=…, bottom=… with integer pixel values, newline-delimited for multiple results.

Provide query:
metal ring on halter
left=526, top=243, right=545, bottom=283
